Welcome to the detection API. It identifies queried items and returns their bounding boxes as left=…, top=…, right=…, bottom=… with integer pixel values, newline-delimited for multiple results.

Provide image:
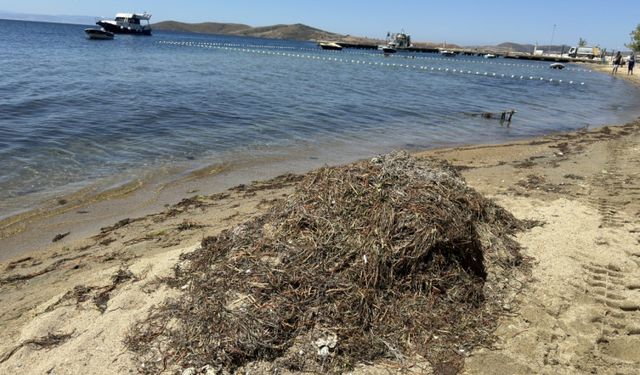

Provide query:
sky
left=0, top=0, right=637, bottom=50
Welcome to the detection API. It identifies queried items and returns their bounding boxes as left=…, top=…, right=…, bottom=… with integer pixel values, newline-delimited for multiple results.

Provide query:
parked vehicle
left=567, top=46, right=601, bottom=59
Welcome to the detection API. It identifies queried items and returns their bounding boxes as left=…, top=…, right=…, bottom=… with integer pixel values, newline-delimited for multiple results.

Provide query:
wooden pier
left=502, top=55, right=570, bottom=63
left=333, top=42, right=603, bottom=64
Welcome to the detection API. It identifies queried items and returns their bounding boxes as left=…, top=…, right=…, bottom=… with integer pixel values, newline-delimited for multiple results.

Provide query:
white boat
left=385, top=32, right=412, bottom=49
left=84, top=28, right=114, bottom=40
left=319, top=42, right=343, bottom=51
left=96, top=12, right=152, bottom=35
left=378, top=45, right=397, bottom=54
left=484, top=54, right=497, bottom=59
left=440, top=50, right=456, bottom=57
left=378, top=31, right=410, bottom=54
left=550, top=63, right=566, bottom=69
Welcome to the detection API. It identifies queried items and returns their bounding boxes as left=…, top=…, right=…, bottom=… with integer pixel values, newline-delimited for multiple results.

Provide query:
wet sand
left=0, top=151, right=337, bottom=263
left=589, top=60, right=640, bottom=86
left=1, top=115, right=640, bottom=373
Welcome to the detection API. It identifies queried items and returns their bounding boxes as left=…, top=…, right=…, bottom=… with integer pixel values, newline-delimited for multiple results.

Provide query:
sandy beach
left=1, top=82, right=640, bottom=372
left=590, top=60, right=640, bottom=86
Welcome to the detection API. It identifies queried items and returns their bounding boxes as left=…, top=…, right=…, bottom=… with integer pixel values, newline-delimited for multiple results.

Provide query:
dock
left=332, top=42, right=603, bottom=64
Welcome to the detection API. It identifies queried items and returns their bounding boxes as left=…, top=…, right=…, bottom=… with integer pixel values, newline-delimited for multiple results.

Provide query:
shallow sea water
left=1, top=19, right=639, bottom=219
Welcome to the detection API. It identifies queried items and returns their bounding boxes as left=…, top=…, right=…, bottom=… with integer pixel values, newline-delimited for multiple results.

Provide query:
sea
left=1, top=19, right=640, bottom=221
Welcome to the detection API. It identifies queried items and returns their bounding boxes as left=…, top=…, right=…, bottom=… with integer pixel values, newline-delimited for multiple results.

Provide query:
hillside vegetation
left=153, top=21, right=345, bottom=41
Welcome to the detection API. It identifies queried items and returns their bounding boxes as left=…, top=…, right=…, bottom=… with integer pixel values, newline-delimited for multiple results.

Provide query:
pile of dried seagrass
left=127, top=152, right=526, bottom=374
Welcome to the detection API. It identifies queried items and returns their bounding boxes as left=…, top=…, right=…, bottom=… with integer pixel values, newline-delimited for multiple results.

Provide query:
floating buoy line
left=299, top=49, right=593, bottom=73
left=158, top=40, right=587, bottom=86
left=158, top=40, right=593, bottom=73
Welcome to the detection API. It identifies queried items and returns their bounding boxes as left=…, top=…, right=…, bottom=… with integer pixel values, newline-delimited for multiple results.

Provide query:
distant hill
left=496, top=42, right=534, bottom=53
left=153, top=21, right=346, bottom=42
left=152, top=21, right=252, bottom=35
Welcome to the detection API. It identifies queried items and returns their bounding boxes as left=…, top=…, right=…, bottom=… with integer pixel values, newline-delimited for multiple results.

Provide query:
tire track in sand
left=581, top=128, right=640, bottom=367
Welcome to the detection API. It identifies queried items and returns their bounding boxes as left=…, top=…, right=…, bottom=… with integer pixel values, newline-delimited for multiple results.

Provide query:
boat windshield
left=114, top=16, right=145, bottom=25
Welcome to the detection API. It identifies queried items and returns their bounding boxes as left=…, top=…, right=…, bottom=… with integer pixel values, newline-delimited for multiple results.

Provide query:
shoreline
left=587, top=60, right=640, bottom=86
left=1, top=118, right=639, bottom=373
left=0, top=145, right=363, bottom=263
left=1, top=110, right=639, bottom=260
left=4, top=108, right=640, bottom=263
left=3, top=50, right=640, bottom=253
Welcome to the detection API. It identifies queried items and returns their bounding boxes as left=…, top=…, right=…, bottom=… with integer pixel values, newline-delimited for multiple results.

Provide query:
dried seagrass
left=127, top=152, right=525, bottom=374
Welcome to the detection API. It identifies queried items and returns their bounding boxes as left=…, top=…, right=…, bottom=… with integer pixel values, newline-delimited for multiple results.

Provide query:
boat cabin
left=114, top=13, right=151, bottom=28
left=97, top=12, right=152, bottom=35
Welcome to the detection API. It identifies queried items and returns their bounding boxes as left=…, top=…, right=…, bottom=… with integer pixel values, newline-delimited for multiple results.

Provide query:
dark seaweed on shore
left=126, top=152, right=527, bottom=374
left=0, top=331, right=74, bottom=364
left=52, top=232, right=70, bottom=243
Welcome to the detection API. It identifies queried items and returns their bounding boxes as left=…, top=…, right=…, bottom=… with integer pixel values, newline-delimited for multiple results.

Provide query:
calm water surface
left=1, top=19, right=639, bottom=219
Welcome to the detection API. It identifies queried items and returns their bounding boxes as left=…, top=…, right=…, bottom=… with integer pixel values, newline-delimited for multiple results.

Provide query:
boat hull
left=378, top=45, right=397, bottom=54
left=320, top=45, right=342, bottom=51
left=319, top=42, right=343, bottom=51
left=96, top=21, right=152, bottom=36
left=84, top=28, right=114, bottom=40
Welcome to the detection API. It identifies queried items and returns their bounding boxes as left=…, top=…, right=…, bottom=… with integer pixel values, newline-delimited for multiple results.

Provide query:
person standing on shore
left=628, top=53, right=636, bottom=75
left=612, top=51, right=622, bottom=74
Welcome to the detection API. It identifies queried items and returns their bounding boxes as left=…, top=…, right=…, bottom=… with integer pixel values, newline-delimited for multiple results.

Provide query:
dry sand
left=419, top=121, right=640, bottom=374
left=1, top=118, right=639, bottom=374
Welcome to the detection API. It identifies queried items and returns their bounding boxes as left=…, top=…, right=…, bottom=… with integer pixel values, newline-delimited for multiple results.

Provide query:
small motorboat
left=484, top=54, right=497, bottom=59
left=379, top=45, right=397, bottom=54
left=440, top=50, right=456, bottom=57
left=550, top=63, right=566, bottom=70
left=319, top=42, right=343, bottom=51
left=84, top=28, right=114, bottom=40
